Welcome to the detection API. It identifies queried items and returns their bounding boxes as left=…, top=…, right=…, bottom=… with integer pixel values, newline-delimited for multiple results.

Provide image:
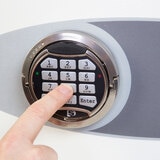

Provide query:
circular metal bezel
left=22, top=31, right=118, bottom=128
left=29, top=49, right=109, bottom=122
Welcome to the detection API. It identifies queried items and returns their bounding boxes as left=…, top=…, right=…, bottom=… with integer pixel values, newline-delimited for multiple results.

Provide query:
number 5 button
left=60, top=71, right=76, bottom=81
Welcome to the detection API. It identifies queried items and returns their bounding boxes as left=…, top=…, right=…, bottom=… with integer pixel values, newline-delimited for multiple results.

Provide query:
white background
left=1, top=0, right=160, bottom=34
left=1, top=0, right=160, bottom=160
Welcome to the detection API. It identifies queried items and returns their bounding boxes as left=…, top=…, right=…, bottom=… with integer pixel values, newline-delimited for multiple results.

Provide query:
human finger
left=4, top=84, right=73, bottom=143
left=30, top=145, right=58, bottom=160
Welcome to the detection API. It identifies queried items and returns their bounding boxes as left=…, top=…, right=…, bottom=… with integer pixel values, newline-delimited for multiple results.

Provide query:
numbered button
left=61, top=83, right=77, bottom=93
left=60, top=59, right=76, bottom=69
left=42, top=71, right=58, bottom=80
left=42, top=82, right=58, bottom=92
left=60, top=71, right=76, bottom=81
left=66, top=95, right=77, bottom=105
left=78, top=59, right=96, bottom=70
left=79, top=72, right=95, bottom=82
left=79, top=84, right=95, bottom=94
left=40, top=58, right=57, bottom=69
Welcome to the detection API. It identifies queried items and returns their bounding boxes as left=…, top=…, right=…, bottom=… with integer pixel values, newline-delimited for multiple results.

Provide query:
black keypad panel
left=32, top=49, right=107, bottom=121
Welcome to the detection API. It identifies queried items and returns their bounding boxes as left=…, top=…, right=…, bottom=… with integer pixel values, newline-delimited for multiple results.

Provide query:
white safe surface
left=1, top=0, right=160, bottom=159
left=1, top=111, right=160, bottom=160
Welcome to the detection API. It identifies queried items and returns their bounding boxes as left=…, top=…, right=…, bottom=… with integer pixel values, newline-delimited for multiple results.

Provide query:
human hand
left=0, top=84, right=73, bottom=160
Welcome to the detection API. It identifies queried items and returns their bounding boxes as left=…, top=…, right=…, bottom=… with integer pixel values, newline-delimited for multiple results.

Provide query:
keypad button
left=79, top=84, right=95, bottom=94
left=42, top=71, right=58, bottom=80
left=79, top=72, right=95, bottom=82
left=60, top=71, right=76, bottom=81
left=42, top=82, right=58, bottom=92
left=40, top=58, right=57, bottom=69
left=60, top=59, right=76, bottom=69
left=61, top=83, right=77, bottom=93
left=78, top=59, right=96, bottom=70
left=79, top=96, right=97, bottom=108
left=66, top=95, right=77, bottom=105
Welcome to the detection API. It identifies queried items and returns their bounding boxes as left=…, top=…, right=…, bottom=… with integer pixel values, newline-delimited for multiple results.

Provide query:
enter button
left=79, top=96, right=97, bottom=108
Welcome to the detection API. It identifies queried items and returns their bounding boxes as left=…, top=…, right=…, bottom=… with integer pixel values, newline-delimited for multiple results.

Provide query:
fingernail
left=57, top=84, right=73, bottom=95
